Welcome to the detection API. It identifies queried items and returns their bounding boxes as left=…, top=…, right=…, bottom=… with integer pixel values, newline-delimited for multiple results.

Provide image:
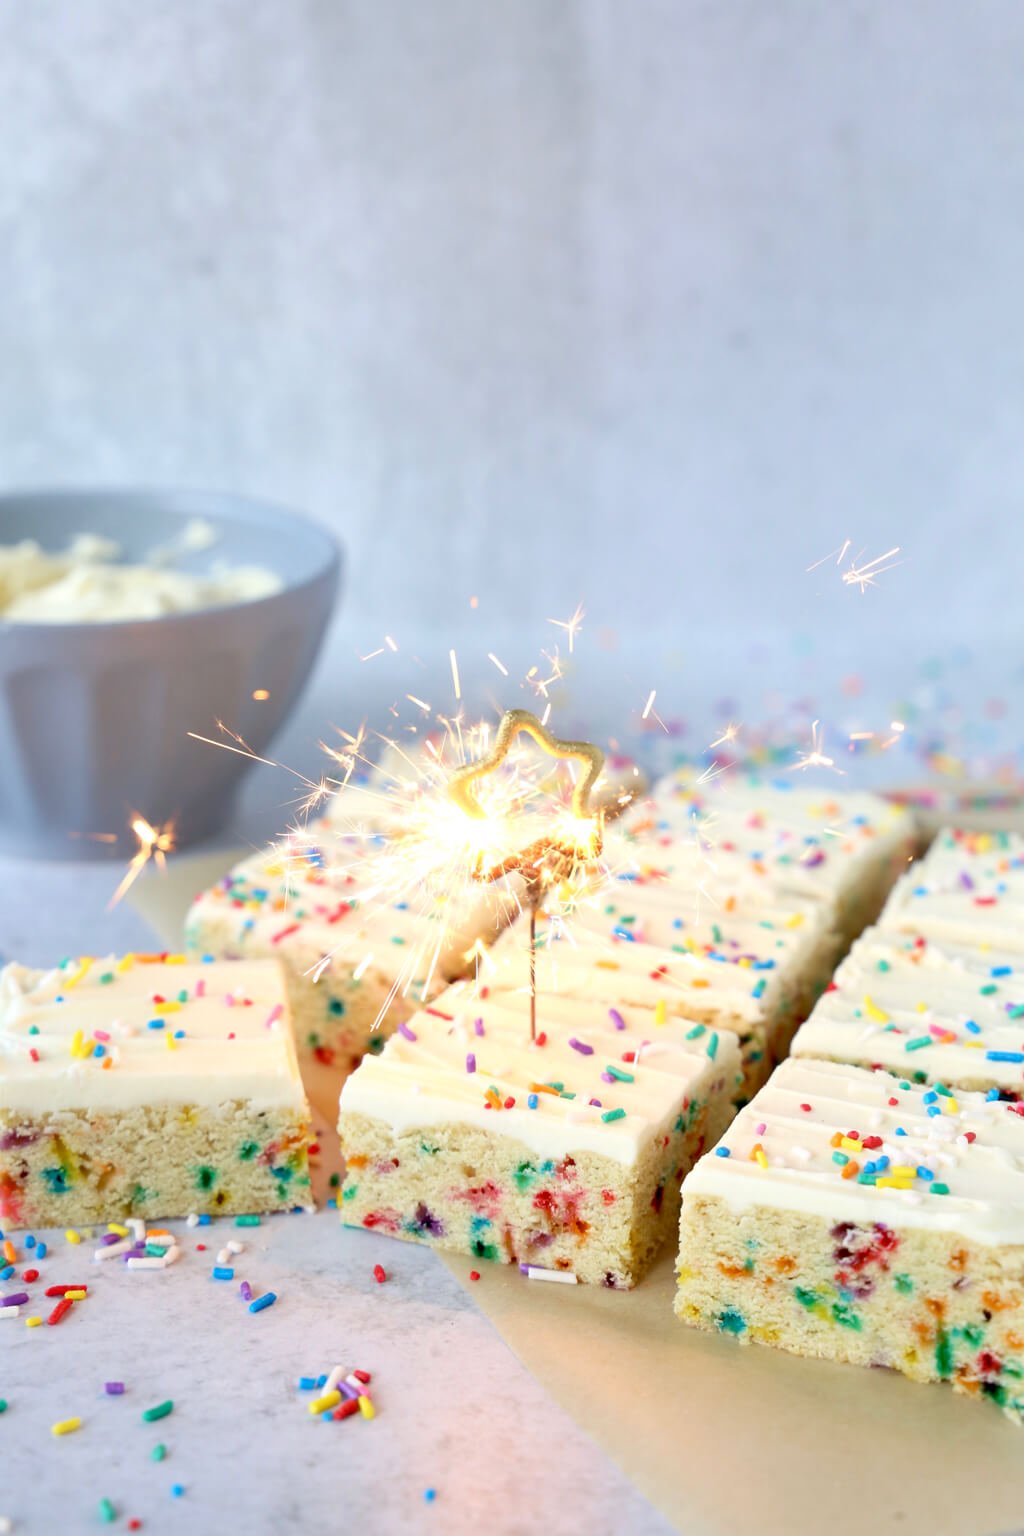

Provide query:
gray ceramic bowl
left=0, top=489, right=341, bottom=859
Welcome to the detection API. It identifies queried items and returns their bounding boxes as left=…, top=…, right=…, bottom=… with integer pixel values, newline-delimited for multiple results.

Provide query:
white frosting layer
left=792, top=927, right=1024, bottom=1092
left=879, top=827, right=1024, bottom=952
left=0, top=956, right=306, bottom=1114
left=683, top=1056, right=1024, bottom=1246
left=0, top=526, right=280, bottom=623
left=639, top=773, right=914, bottom=905
left=339, top=986, right=742, bottom=1167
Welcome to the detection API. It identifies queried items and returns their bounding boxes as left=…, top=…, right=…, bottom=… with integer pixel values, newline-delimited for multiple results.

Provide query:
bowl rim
left=0, top=485, right=342, bottom=633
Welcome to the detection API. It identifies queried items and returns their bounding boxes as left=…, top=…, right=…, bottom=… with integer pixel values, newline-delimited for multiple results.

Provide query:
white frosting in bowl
left=0, top=522, right=281, bottom=623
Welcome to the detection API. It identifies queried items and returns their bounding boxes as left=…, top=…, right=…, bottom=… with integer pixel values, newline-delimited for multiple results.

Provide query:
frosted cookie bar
left=792, top=926, right=1024, bottom=1098
left=0, top=954, right=311, bottom=1229
left=483, top=890, right=833, bottom=1099
left=878, top=827, right=1024, bottom=952
left=337, top=988, right=741, bottom=1287
left=676, top=1057, right=1024, bottom=1424
left=185, top=822, right=512, bottom=1078
left=638, top=772, right=916, bottom=940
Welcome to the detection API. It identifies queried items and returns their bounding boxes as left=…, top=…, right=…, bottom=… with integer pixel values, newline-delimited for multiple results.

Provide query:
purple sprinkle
left=239, top=1280, right=253, bottom=1302
left=397, top=1022, right=417, bottom=1042
left=608, top=1008, right=626, bottom=1031
left=338, top=1381, right=360, bottom=1400
left=959, top=871, right=975, bottom=891
left=474, top=1017, right=485, bottom=1037
left=100, top=1232, right=123, bottom=1247
left=1, top=1293, right=29, bottom=1307
left=465, top=1053, right=476, bottom=1074
left=518, top=1263, right=531, bottom=1275
left=104, top=1382, right=125, bottom=1396
left=600, top=1072, right=615, bottom=1084
left=568, top=1037, right=593, bottom=1056
left=588, top=1098, right=603, bottom=1108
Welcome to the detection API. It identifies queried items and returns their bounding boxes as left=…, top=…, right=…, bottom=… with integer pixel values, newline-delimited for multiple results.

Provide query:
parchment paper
left=131, top=846, right=1024, bottom=1536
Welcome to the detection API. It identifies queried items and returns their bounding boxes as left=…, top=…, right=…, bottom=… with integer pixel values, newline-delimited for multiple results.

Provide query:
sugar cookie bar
left=0, top=954, right=311, bottom=1228
left=338, top=987, right=741, bottom=1287
left=185, top=821, right=512, bottom=1079
left=675, top=1057, right=1024, bottom=1424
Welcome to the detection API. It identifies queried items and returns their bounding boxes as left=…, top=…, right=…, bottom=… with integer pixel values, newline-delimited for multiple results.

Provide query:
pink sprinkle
left=756, top=1122, right=766, bottom=1135
left=94, top=1030, right=111, bottom=1043
left=225, top=994, right=235, bottom=1008
left=196, top=978, right=206, bottom=998
left=265, top=1004, right=283, bottom=1029
left=397, top=1022, right=417, bottom=1042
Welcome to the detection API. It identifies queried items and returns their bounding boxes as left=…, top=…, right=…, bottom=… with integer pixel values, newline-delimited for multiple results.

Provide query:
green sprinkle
left=142, top=1401, right=174, bottom=1423
left=904, top=1035, right=933, bottom=1052
left=876, top=959, right=890, bottom=972
left=235, top=1214, right=261, bottom=1227
left=685, top=1024, right=706, bottom=1040
left=794, top=1286, right=819, bottom=1309
left=706, top=1031, right=719, bottom=1060
left=718, top=1307, right=746, bottom=1334
left=151, top=1443, right=167, bottom=1462
left=604, top=1065, right=634, bottom=1083
left=893, top=1273, right=914, bottom=1294
left=99, top=1498, right=117, bottom=1524
left=0, top=1399, right=6, bottom=1413
left=979, top=984, right=998, bottom=996
left=831, top=1303, right=861, bottom=1330
left=99, top=972, right=115, bottom=985
left=832, top=1151, right=848, bottom=1166
left=935, top=1331, right=953, bottom=1379
left=601, top=1108, right=626, bottom=1123
left=931, top=1182, right=950, bottom=1195
left=1010, top=1004, right=1024, bottom=1019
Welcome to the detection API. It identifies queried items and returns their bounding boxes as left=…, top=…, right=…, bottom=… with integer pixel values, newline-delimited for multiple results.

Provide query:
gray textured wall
left=1, top=3, right=1020, bottom=764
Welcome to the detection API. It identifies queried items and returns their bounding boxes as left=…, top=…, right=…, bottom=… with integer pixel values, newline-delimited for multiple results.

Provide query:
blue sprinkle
left=986, top=1050, right=1024, bottom=1063
left=527, top=1094, right=539, bottom=1110
left=894, top=1127, right=907, bottom=1137
left=211, top=1266, right=234, bottom=1281
left=197, top=1215, right=211, bottom=1226
left=171, top=1485, right=185, bottom=1499
left=24, top=1236, right=35, bottom=1250
left=249, top=1292, right=277, bottom=1314
left=991, top=966, right=1013, bottom=977
left=424, top=1490, right=438, bottom=1504
left=916, top=1166, right=934, bottom=1181
left=93, top=1045, right=106, bottom=1059
left=0, top=1266, right=13, bottom=1282
left=612, top=926, right=635, bottom=942
left=36, top=1242, right=47, bottom=1259
left=147, top=1019, right=165, bottom=1031
left=715, top=1146, right=731, bottom=1158
left=922, top=1090, right=938, bottom=1104
left=298, top=1377, right=317, bottom=1390
left=965, top=1020, right=982, bottom=1035
left=987, top=1087, right=1001, bottom=1101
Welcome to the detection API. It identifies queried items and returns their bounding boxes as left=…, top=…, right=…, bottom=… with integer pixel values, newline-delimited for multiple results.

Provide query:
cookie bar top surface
left=682, top=1056, right=1024, bottom=1246
left=637, top=774, right=914, bottom=899
left=792, top=927, right=1024, bottom=1093
left=879, top=827, right=1024, bottom=950
left=187, top=822, right=499, bottom=982
left=482, top=922, right=773, bottom=1028
left=339, top=987, right=741, bottom=1167
left=0, top=955, right=305, bottom=1114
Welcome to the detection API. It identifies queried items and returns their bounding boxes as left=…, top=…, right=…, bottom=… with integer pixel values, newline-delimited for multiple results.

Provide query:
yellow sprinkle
left=69, top=1030, right=85, bottom=1058
left=862, top=995, right=890, bottom=1024
left=166, top=1033, right=177, bottom=1051
left=840, top=1135, right=863, bottom=1152
left=890, top=1166, right=917, bottom=1178
left=153, top=1001, right=182, bottom=1014
left=116, top=954, right=136, bottom=972
left=945, top=1098, right=959, bottom=1114
left=915, top=1002, right=928, bottom=1012
left=64, top=1289, right=87, bottom=1301
left=876, top=1177, right=913, bottom=1190
left=358, top=1395, right=375, bottom=1420
left=654, top=999, right=667, bottom=1027
left=108, top=1223, right=129, bottom=1237
left=65, top=1230, right=81, bottom=1245
left=164, top=954, right=186, bottom=965
left=51, top=1417, right=82, bottom=1436
left=26, top=1316, right=42, bottom=1328
left=594, top=960, right=621, bottom=971
left=785, top=913, right=805, bottom=929
left=309, top=1390, right=341, bottom=1416
left=750, top=1142, right=768, bottom=1169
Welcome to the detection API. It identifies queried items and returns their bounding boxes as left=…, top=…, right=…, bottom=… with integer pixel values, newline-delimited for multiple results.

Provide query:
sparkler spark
left=708, top=722, right=741, bottom=750
left=548, top=602, right=585, bottom=654
left=108, top=815, right=176, bottom=908
left=808, top=539, right=903, bottom=593
left=792, top=720, right=845, bottom=775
